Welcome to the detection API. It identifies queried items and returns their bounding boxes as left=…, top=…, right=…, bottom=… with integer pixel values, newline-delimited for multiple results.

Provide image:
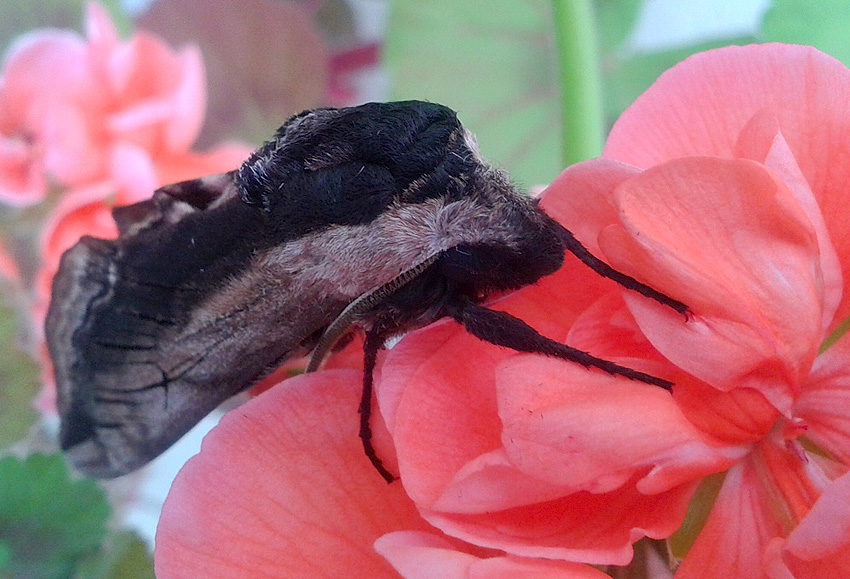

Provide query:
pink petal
left=85, top=2, right=120, bottom=53
left=428, top=448, right=580, bottom=513
left=109, top=143, right=157, bottom=204
left=735, top=112, right=842, bottom=334
left=675, top=459, right=784, bottom=578
left=606, top=44, right=849, bottom=174
left=375, top=531, right=611, bottom=579
left=497, top=355, right=739, bottom=495
left=678, top=440, right=824, bottom=579
left=605, top=158, right=822, bottom=411
left=0, top=136, right=45, bottom=205
left=106, top=41, right=206, bottom=153
left=774, top=470, right=850, bottom=576
left=0, top=30, right=91, bottom=134
left=796, top=331, right=850, bottom=466
left=565, top=292, right=675, bottom=377
left=539, top=158, right=642, bottom=257
left=420, top=476, right=695, bottom=566
left=41, top=102, right=107, bottom=185
left=565, top=295, right=778, bottom=446
left=155, top=370, right=430, bottom=578
left=605, top=44, right=850, bottom=325
left=378, top=322, right=508, bottom=507
left=164, top=46, right=206, bottom=152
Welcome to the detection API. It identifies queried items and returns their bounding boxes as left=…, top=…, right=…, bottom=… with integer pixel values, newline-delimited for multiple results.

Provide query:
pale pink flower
left=0, top=2, right=247, bottom=206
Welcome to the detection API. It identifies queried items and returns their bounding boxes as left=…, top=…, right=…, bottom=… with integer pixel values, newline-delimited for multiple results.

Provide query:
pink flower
left=156, top=44, right=850, bottom=577
left=0, top=2, right=247, bottom=205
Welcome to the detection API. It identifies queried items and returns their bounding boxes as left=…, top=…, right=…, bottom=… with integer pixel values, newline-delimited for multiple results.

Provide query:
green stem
left=551, top=0, right=605, bottom=165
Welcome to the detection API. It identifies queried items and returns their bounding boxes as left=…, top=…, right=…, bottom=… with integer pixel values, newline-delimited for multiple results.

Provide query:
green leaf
left=762, top=0, right=850, bottom=66
left=0, top=0, right=83, bottom=55
left=385, top=0, right=562, bottom=186
left=74, top=531, right=155, bottom=579
left=0, top=454, right=110, bottom=579
left=594, top=0, right=643, bottom=54
left=0, top=282, right=39, bottom=448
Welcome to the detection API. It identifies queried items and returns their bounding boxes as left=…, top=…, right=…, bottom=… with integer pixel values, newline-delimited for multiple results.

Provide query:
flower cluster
left=155, top=44, right=850, bottom=578
left=0, top=3, right=251, bottom=410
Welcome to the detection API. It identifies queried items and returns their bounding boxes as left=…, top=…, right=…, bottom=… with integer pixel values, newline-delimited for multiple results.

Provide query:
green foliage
left=762, top=0, right=850, bottom=66
left=594, top=0, right=643, bottom=54
left=0, top=455, right=110, bottom=578
left=0, top=284, right=38, bottom=449
left=385, top=0, right=562, bottom=186
left=74, top=531, right=156, bottom=579
left=0, top=454, right=154, bottom=578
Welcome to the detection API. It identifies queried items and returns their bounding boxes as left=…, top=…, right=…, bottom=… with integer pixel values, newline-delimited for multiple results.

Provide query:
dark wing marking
left=46, top=177, right=349, bottom=478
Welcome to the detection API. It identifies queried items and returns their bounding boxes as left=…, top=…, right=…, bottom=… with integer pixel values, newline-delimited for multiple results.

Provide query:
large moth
left=46, top=101, right=685, bottom=481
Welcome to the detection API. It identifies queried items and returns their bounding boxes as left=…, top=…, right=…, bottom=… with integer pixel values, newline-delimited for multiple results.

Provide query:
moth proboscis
left=45, top=101, right=686, bottom=482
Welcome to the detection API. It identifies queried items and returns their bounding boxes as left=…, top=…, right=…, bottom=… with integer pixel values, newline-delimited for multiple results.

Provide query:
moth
left=46, top=101, right=685, bottom=481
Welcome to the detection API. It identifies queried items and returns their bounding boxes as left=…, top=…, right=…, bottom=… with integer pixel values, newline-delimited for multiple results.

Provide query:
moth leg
left=361, top=329, right=396, bottom=483
left=557, top=226, right=688, bottom=315
left=450, top=301, right=673, bottom=390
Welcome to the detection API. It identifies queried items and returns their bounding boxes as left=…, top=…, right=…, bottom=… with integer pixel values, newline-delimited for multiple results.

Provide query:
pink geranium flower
left=0, top=2, right=247, bottom=206
left=155, top=44, right=850, bottom=578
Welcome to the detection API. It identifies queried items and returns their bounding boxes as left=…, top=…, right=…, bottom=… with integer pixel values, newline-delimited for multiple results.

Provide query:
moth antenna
left=451, top=301, right=673, bottom=389
left=306, top=252, right=442, bottom=372
left=360, top=329, right=396, bottom=483
left=556, top=225, right=688, bottom=315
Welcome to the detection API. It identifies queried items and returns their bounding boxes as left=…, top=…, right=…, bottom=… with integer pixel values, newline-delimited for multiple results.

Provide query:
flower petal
left=675, top=459, right=784, bottom=579
left=604, top=158, right=822, bottom=412
left=735, top=113, right=843, bottom=333
left=770, top=470, right=850, bottom=577
left=797, top=331, right=850, bottom=466
left=678, top=440, right=825, bottom=579
left=420, top=476, right=695, bottom=566
left=375, top=531, right=611, bottom=579
left=605, top=44, right=850, bottom=324
left=497, top=355, right=738, bottom=494
left=155, top=370, right=429, bottom=578
left=379, top=322, right=508, bottom=507
left=0, top=29, right=90, bottom=134
left=0, top=136, right=45, bottom=205
left=539, top=158, right=641, bottom=257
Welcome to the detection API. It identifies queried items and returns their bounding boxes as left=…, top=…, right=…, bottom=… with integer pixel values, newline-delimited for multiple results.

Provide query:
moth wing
left=46, top=175, right=344, bottom=478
